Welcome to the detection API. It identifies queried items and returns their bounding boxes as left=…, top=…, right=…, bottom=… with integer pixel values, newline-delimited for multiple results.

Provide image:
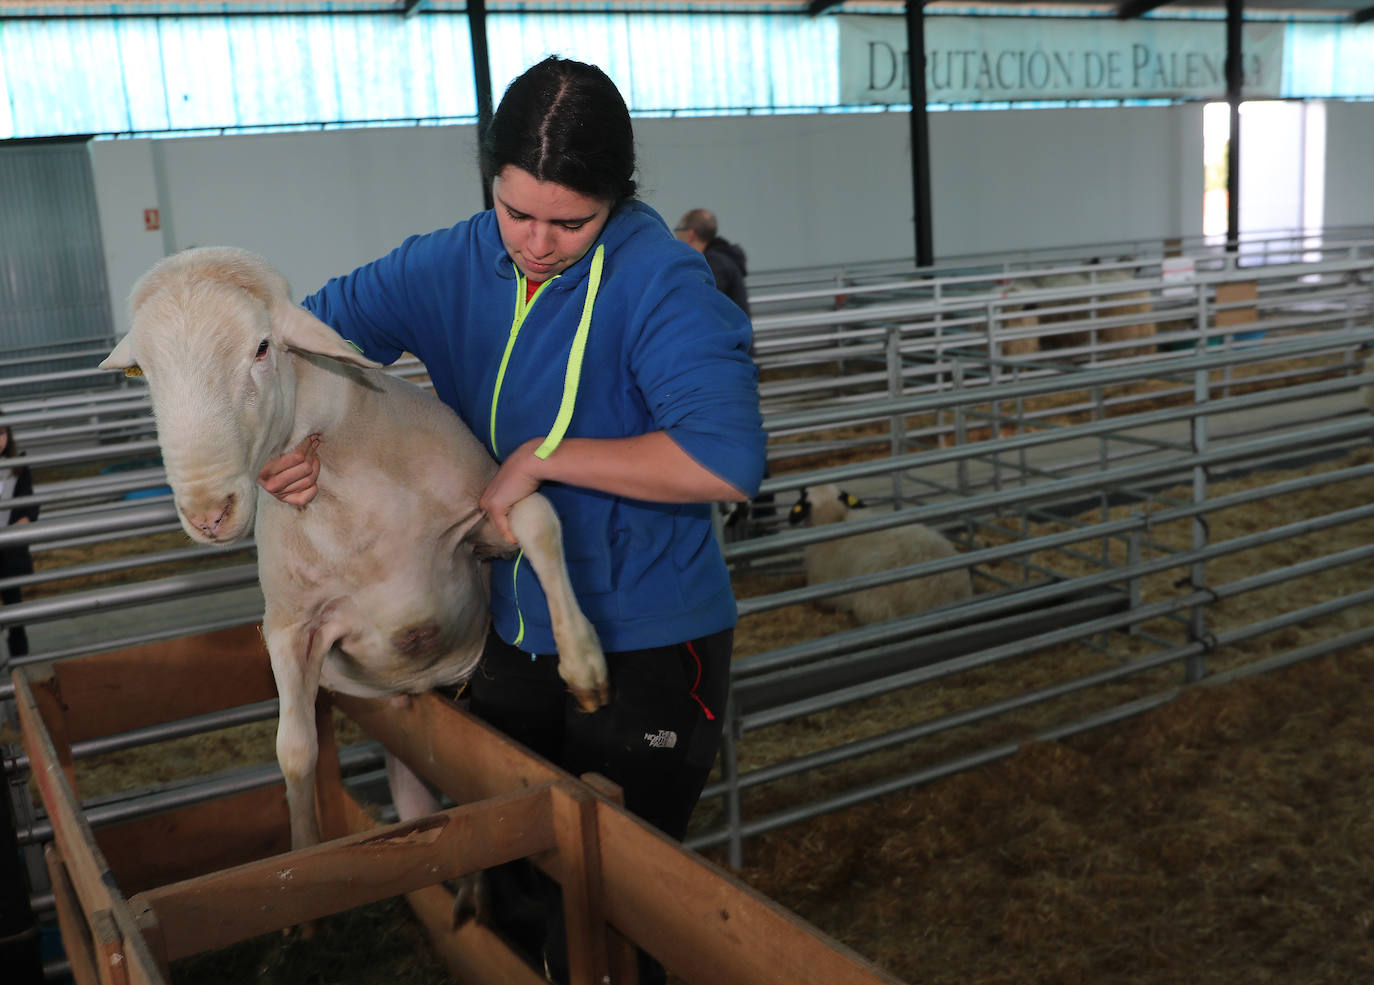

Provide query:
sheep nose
left=182, top=495, right=235, bottom=539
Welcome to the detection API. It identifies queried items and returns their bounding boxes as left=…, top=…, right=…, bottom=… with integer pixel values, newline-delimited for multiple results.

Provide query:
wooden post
left=90, top=910, right=131, bottom=985
left=581, top=773, right=638, bottom=985
left=552, top=782, right=610, bottom=985
left=16, top=671, right=182, bottom=985
left=43, top=846, right=99, bottom=985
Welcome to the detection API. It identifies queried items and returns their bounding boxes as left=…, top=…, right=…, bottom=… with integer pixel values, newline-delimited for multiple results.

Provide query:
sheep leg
left=264, top=613, right=328, bottom=850
left=384, top=742, right=439, bottom=820
left=506, top=494, right=609, bottom=712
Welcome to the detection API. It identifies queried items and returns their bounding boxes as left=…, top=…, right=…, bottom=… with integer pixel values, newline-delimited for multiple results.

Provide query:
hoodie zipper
left=489, top=245, right=606, bottom=648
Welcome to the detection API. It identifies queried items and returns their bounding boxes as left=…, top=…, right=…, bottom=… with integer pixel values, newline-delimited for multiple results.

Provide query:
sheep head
left=99, top=247, right=379, bottom=545
left=790, top=484, right=865, bottom=527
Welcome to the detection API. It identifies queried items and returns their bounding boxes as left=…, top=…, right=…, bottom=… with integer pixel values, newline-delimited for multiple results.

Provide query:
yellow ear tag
left=845, top=493, right=862, bottom=507
left=124, top=366, right=144, bottom=378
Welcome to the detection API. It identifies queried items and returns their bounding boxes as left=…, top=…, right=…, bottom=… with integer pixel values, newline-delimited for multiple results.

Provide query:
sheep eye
left=254, top=340, right=270, bottom=361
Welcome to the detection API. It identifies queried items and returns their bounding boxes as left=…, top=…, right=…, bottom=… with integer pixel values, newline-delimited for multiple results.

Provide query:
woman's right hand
left=258, top=434, right=322, bottom=506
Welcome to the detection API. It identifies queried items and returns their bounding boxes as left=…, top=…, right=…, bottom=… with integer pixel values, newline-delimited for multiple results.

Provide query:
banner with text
left=839, top=16, right=1284, bottom=105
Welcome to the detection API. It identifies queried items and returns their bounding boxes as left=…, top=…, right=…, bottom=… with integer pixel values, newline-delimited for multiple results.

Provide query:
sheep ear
left=99, top=335, right=141, bottom=376
left=272, top=302, right=382, bottom=370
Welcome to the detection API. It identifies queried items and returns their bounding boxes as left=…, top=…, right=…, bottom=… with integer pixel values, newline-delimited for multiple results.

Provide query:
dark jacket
left=703, top=237, right=751, bottom=318
left=1, top=461, right=37, bottom=579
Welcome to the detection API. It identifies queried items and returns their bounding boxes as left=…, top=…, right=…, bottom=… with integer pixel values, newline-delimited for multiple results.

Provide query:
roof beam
left=807, top=0, right=845, bottom=16
left=1353, top=5, right=1374, bottom=24
left=1116, top=0, right=1176, bottom=18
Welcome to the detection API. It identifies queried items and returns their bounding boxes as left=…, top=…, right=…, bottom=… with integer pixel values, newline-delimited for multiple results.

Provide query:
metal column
left=468, top=0, right=496, bottom=211
left=1225, top=0, right=1244, bottom=253
left=905, top=1, right=934, bottom=268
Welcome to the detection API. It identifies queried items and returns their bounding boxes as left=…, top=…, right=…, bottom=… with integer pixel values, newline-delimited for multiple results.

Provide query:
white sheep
left=791, top=484, right=972, bottom=624
left=99, top=247, right=608, bottom=851
left=1000, top=268, right=1156, bottom=358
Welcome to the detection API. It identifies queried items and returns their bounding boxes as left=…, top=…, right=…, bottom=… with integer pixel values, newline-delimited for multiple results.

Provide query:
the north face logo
left=644, top=729, right=678, bottom=749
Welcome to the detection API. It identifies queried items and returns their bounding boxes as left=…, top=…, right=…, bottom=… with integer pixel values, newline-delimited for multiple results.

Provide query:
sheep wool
left=800, top=484, right=973, bottom=625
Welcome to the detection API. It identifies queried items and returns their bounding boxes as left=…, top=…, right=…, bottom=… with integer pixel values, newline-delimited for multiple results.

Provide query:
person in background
left=676, top=208, right=774, bottom=531
left=0, top=425, right=39, bottom=659
left=675, top=208, right=751, bottom=318
left=258, top=56, right=765, bottom=985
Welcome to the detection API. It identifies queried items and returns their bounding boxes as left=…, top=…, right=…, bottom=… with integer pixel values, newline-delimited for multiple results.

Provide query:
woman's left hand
left=478, top=437, right=546, bottom=545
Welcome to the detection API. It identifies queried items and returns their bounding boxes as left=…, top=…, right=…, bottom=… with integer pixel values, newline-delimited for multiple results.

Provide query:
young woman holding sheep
left=259, top=56, right=765, bottom=984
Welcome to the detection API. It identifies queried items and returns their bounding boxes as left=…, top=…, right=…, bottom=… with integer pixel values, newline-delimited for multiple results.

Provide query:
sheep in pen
left=998, top=268, right=1157, bottom=359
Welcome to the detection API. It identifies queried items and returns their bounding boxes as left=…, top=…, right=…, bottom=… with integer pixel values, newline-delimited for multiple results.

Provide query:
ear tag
left=124, top=366, right=144, bottom=378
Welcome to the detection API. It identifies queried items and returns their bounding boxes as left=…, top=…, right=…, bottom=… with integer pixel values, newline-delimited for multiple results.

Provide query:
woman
left=260, top=56, right=765, bottom=982
left=0, top=425, right=39, bottom=659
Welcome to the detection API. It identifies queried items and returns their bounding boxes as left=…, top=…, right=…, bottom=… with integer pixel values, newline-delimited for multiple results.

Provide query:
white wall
left=926, top=103, right=1204, bottom=259
left=88, top=105, right=1206, bottom=335
left=91, top=126, right=484, bottom=335
left=89, top=140, right=167, bottom=333
left=1323, top=101, right=1374, bottom=233
left=637, top=113, right=915, bottom=274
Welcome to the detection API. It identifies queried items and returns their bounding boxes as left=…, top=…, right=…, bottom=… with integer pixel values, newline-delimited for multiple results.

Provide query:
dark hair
left=0, top=425, right=14, bottom=459
left=480, top=56, right=637, bottom=206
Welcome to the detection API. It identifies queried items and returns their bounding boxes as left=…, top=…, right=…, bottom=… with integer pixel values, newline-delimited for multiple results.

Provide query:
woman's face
left=492, top=166, right=612, bottom=281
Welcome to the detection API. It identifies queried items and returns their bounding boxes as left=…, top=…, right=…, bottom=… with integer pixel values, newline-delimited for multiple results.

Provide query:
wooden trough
left=14, top=627, right=905, bottom=985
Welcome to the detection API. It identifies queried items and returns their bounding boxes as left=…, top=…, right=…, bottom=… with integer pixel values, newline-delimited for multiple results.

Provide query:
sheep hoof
left=448, top=872, right=490, bottom=929
left=572, top=683, right=608, bottom=714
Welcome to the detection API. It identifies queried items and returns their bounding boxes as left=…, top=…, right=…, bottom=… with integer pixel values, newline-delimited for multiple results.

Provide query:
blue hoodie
left=303, top=201, right=766, bottom=654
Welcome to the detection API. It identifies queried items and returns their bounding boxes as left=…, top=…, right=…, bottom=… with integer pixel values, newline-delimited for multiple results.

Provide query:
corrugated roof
left=0, top=9, right=837, bottom=138
left=0, top=0, right=1370, bottom=18
left=2, top=3, right=1371, bottom=140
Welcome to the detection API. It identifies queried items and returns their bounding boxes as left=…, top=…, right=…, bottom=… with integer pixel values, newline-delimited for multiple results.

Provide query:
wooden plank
left=25, top=666, right=80, bottom=795
left=1214, top=280, right=1258, bottom=329
left=51, top=626, right=275, bottom=741
left=94, top=783, right=291, bottom=896
left=90, top=910, right=131, bottom=985
left=17, top=671, right=181, bottom=985
left=551, top=782, right=610, bottom=985
left=17, top=670, right=124, bottom=919
left=132, top=905, right=171, bottom=984
left=332, top=782, right=548, bottom=985
left=593, top=801, right=908, bottom=985
left=579, top=774, right=638, bottom=985
left=332, top=691, right=562, bottom=804
left=132, top=785, right=557, bottom=961
left=313, top=693, right=349, bottom=842
left=44, top=846, right=100, bottom=985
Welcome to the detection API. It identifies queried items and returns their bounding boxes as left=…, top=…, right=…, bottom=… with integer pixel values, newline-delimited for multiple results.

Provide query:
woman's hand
left=258, top=434, right=322, bottom=506
left=478, top=437, right=546, bottom=545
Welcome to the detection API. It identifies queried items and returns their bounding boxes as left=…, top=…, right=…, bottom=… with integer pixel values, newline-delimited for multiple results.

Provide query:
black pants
left=468, top=625, right=732, bottom=984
